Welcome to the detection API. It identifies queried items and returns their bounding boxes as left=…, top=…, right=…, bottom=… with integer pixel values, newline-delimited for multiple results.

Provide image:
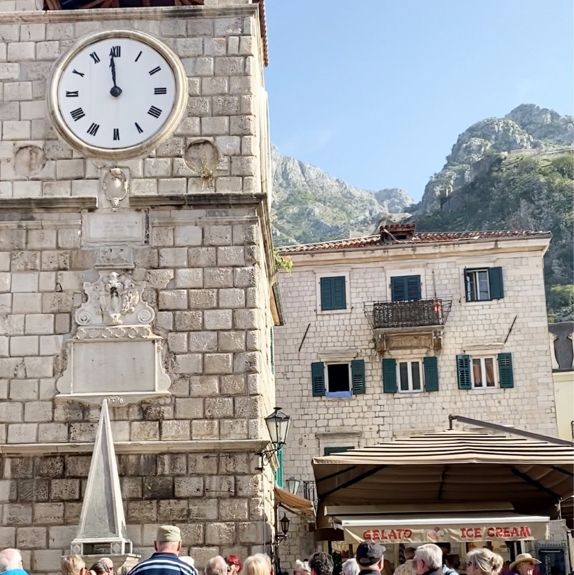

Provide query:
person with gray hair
left=205, top=557, right=227, bottom=575
left=465, top=549, right=503, bottom=575
left=342, top=559, right=360, bottom=575
left=414, top=545, right=443, bottom=575
left=0, top=549, right=27, bottom=575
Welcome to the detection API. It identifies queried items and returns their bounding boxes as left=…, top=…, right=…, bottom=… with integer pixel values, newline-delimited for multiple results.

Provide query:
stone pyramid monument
left=70, top=399, right=134, bottom=560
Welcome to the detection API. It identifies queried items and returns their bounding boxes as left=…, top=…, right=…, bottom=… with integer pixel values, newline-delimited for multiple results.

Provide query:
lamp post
left=285, top=477, right=301, bottom=495
left=259, top=407, right=291, bottom=575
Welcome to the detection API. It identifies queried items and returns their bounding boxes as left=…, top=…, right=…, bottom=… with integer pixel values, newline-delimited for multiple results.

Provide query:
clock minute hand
left=109, top=51, right=122, bottom=97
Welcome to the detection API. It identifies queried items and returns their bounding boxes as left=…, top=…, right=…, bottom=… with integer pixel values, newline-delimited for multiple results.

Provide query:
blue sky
left=264, top=0, right=574, bottom=201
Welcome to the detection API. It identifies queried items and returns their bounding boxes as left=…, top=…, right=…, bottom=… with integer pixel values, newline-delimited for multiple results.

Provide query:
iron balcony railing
left=367, top=298, right=452, bottom=329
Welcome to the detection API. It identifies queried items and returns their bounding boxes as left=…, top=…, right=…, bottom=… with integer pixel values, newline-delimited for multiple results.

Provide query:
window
left=382, top=357, right=439, bottom=393
left=457, top=353, right=514, bottom=390
left=471, top=357, right=497, bottom=388
left=390, top=275, right=421, bottom=302
left=464, top=267, right=504, bottom=302
left=320, top=276, right=347, bottom=311
left=323, top=446, right=351, bottom=456
left=397, top=360, right=423, bottom=392
left=311, top=359, right=366, bottom=397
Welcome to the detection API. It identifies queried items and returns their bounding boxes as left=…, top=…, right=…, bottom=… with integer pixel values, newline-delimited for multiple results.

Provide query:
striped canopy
left=312, top=432, right=574, bottom=522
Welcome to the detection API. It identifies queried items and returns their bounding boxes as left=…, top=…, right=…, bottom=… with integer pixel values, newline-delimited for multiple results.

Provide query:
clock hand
left=109, top=50, right=122, bottom=97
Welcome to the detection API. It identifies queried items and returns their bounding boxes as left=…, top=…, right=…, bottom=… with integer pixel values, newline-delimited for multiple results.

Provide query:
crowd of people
left=0, top=525, right=543, bottom=575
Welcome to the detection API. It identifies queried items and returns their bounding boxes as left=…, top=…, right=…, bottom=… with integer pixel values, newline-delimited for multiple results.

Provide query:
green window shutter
left=382, top=358, right=397, bottom=393
left=391, top=276, right=421, bottom=302
left=320, top=276, right=346, bottom=310
left=498, top=352, right=514, bottom=388
left=351, top=359, right=366, bottom=395
left=456, top=354, right=472, bottom=389
left=489, top=267, right=504, bottom=300
left=423, top=357, right=439, bottom=392
left=311, top=362, right=326, bottom=396
left=275, top=445, right=284, bottom=487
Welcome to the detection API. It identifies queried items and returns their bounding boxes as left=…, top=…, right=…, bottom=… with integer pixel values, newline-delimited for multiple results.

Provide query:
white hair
left=0, top=549, right=23, bottom=572
left=205, top=556, right=227, bottom=575
left=341, top=559, right=360, bottom=575
left=414, top=544, right=443, bottom=570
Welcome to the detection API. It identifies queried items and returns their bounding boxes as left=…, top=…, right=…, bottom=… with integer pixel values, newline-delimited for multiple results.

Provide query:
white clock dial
left=49, top=31, right=187, bottom=159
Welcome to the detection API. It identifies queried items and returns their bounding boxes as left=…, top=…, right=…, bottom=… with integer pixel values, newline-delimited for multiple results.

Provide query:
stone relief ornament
left=102, top=167, right=130, bottom=210
left=75, top=271, right=155, bottom=327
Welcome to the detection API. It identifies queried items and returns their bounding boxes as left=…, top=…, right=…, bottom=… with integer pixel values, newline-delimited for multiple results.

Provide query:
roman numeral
left=66, top=91, right=79, bottom=98
left=72, top=69, right=85, bottom=77
left=148, top=106, right=162, bottom=119
left=70, top=108, right=85, bottom=121
left=110, top=46, right=121, bottom=57
left=149, top=66, right=161, bottom=76
left=135, top=122, right=144, bottom=134
left=154, top=87, right=167, bottom=95
left=135, top=51, right=142, bottom=62
left=113, top=128, right=120, bottom=141
left=89, top=52, right=100, bottom=64
left=87, top=123, right=99, bottom=136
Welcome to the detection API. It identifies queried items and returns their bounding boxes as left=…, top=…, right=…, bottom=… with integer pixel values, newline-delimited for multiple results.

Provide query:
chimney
left=379, top=223, right=416, bottom=242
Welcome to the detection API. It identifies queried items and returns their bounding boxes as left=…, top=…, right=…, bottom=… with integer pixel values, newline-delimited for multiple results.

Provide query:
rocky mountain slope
left=271, top=147, right=413, bottom=246
left=271, top=104, right=573, bottom=320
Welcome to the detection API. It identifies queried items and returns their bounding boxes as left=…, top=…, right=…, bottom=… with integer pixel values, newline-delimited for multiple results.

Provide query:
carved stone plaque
left=82, top=212, right=145, bottom=245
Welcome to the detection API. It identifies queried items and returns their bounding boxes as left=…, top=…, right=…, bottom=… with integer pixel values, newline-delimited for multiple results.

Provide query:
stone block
left=156, top=454, right=187, bottom=477
left=220, top=374, right=246, bottom=395
left=3, top=503, right=32, bottom=526
left=175, top=311, right=202, bottom=331
left=131, top=421, right=159, bottom=441
left=189, top=375, right=219, bottom=397
left=180, top=522, right=204, bottom=546
left=158, top=290, right=188, bottom=310
left=204, top=353, right=232, bottom=374
left=189, top=289, right=217, bottom=309
left=204, top=397, right=233, bottom=419
left=191, top=419, right=218, bottom=440
left=220, top=419, right=248, bottom=440
left=219, top=332, right=246, bottom=353
left=56, top=159, right=84, bottom=179
left=158, top=499, right=189, bottom=522
left=188, top=331, right=217, bottom=352
left=175, top=225, right=202, bottom=246
left=10, top=335, right=38, bottom=356
left=47, top=525, right=76, bottom=549
left=218, top=246, right=245, bottom=266
left=37, top=423, right=67, bottom=442
left=9, top=379, right=38, bottom=401
left=41, top=251, right=70, bottom=271
left=175, top=398, right=203, bottom=420
left=13, top=293, right=42, bottom=313
left=13, top=181, right=41, bottom=198
left=68, top=422, right=96, bottom=442
left=7, top=423, right=36, bottom=443
left=219, top=288, right=245, bottom=308
left=174, top=476, right=203, bottom=498
left=189, top=498, right=218, bottom=521
left=24, top=401, right=52, bottom=422
left=143, top=477, right=173, bottom=500
left=32, top=502, right=62, bottom=525
left=144, top=158, right=171, bottom=177
left=159, top=248, right=187, bottom=268
left=0, top=526, right=15, bottom=548
left=32, top=549, right=62, bottom=572
left=189, top=547, right=220, bottom=570
left=204, top=268, right=233, bottom=288
left=24, top=356, right=53, bottom=378
left=160, top=420, right=190, bottom=441
left=38, top=272, right=55, bottom=292
left=205, top=475, right=235, bottom=498
left=219, top=498, right=249, bottom=521
left=174, top=354, right=202, bottom=375
left=188, top=247, right=216, bottom=267
left=39, top=335, right=63, bottom=356
left=175, top=269, right=203, bottom=289
left=233, top=309, right=258, bottom=329
left=168, top=332, right=188, bottom=354
left=206, top=522, right=235, bottom=545
left=16, top=526, right=47, bottom=549
left=204, top=309, right=232, bottom=330
left=0, top=401, right=23, bottom=422
left=188, top=453, right=218, bottom=475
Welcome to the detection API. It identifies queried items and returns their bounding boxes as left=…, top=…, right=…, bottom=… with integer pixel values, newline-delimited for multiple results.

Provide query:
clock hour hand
left=109, top=50, right=122, bottom=97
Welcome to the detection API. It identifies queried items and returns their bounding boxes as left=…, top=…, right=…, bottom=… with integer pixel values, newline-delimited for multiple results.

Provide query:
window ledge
left=325, top=391, right=353, bottom=399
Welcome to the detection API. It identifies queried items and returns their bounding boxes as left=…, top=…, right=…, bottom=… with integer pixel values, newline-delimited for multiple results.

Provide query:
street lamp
left=279, top=512, right=290, bottom=537
left=264, top=406, right=291, bottom=449
left=285, top=477, right=301, bottom=495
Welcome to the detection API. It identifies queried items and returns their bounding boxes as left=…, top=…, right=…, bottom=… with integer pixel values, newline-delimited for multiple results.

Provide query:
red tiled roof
left=278, top=230, right=552, bottom=255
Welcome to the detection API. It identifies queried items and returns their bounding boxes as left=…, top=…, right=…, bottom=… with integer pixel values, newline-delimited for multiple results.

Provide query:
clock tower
left=0, top=0, right=279, bottom=572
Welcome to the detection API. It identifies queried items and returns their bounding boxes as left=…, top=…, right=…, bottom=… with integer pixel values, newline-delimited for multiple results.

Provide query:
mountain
left=415, top=104, right=573, bottom=321
left=271, top=147, right=413, bottom=246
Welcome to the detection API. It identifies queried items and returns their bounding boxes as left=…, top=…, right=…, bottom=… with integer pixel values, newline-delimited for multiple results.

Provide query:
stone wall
left=0, top=3, right=277, bottom=573
left=275, top=239, right=557, bottom=564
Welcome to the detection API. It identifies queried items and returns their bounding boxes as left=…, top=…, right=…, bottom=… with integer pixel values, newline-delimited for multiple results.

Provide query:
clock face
left=50, top=31, right=187, bottom=158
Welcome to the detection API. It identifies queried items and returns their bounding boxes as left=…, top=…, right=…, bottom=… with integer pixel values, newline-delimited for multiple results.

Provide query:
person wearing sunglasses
left=226, top=555, right=242, bottom=575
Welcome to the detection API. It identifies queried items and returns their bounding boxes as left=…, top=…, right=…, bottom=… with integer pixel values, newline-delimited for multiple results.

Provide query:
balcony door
left=390, top=275, right=421, bottom=302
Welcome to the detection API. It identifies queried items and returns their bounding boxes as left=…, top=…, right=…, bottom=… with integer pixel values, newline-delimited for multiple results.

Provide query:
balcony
left=365, top=299, right=452, bottom=354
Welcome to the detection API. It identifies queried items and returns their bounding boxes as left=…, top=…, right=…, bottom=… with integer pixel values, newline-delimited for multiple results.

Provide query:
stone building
left=0, top=0, right=280, bottom=573
left=274, top=224, right=558, bottom=563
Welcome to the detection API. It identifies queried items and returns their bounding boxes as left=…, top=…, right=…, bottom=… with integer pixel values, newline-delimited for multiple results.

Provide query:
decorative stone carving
left=95, top=246, right=135, bottom=269
left=82, top=212, right=146, bottom=246
left=57, top=271, right=170, bottom=405
left=184, top=139, right=219, bottom=189
left=102, top=167, right=130, bottom=210
left=75, top=271, right=155, bottom=326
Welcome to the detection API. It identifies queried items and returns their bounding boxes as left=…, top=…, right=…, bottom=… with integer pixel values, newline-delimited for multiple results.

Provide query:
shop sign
left=352, top=522, right=547, bottom=543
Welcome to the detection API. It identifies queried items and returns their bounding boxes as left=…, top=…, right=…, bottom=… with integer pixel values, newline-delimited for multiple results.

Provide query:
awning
left=312, top=432, right=574, bottom=524
left=274, top=486, right=315, bottom=519
left=337, top=513, right=550, bottom=544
